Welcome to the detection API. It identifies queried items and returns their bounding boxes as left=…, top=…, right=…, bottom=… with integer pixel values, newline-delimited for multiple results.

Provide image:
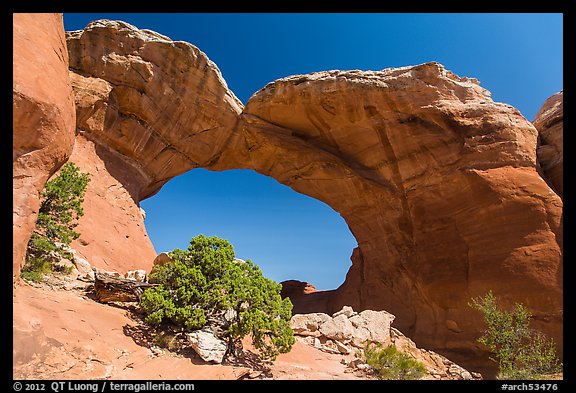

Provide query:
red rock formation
left=533, top=91, right=563, bottom=198
left=280, top=280, right=336, bottom=315
left=64, top=20, right=243, bottom=273
left=222, top=66, right=563, bottom=358
left=280, top=280, right=318, bottom=298
left=63, top=21, right=562, bottom=362
left=13, top=13, right=76, bottom=283
left=14, top=19, right=561, bottom=369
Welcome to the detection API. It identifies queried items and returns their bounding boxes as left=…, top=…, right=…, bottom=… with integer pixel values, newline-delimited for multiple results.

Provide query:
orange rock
left=228, top=64, right=563, bottom=362
left=280, top=279, right=318, bottom=297
left=64, top=20, right=242, bottom=273
left=13, top=13, right=76, bottom=284
left=533, top=91, right=563, bottom=198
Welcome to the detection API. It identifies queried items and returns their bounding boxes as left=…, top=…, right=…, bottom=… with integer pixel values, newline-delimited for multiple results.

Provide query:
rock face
left=12, top=13, right=76, bottom=283
left=13, top=18, right=562, bottom=369
left=533, top=91, right=563, bottom=198
left=62, top=20, right=243, bottom=273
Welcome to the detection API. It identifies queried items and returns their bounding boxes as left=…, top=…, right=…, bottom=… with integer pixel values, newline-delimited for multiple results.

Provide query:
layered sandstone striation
left=62, top=20, right=244, bottom=273
left=13, top=13, right=76, bottom=284
left=533, top=91, right=563, bottom=198
left=13, top=18, right=562, bottom=371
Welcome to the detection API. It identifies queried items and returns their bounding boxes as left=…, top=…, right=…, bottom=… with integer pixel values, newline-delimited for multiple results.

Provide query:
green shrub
left=140, top=234, right=295, bottom=360
left=20, top=256, right=52, bottom=282
left=362, top=342, right=427, bottom=380
left=470, top=291, right=562, bottom=379
left=22, top=162, right=90, bottom=281
left=152, top=331, right=181, bottom=351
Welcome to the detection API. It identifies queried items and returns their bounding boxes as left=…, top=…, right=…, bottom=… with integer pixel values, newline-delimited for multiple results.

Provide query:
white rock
left=187, top=329, right=228, bottom=364
left=73, top=255, right=92, bottom=274
left=100, top=270, right=122, bottom=278
left=319, top=314, right=355, bottom=342
left=349, top=309, right=395, bottom=345
left=125, top=269, right=147, bottom=282
left=332, top=305, right=356, bottom=318
left=291, top=313, right=331, bottom=335
left=334, top=339, right=351, bottom=354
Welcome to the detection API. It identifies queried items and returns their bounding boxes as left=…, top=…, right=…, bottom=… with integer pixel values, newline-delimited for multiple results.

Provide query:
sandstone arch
left=14, top=19, right=561, bottom=368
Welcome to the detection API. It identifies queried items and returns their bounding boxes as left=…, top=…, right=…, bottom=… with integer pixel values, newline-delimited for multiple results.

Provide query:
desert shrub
left=470, top=291, right=562, bottom=379
left=362, top=342, right=427, bottom=380
left=152, top=331, right=181, bottom=351
left=22, top=162, right=90, bottom=281
left=140, top=234, right=295, bottom=360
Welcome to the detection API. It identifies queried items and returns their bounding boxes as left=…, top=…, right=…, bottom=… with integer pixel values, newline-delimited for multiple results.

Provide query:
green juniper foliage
left=22, top=162, right=90, bottom=281
left=470, top=291, right=562, bottom=379
left=140, top=235, right=295, bottom=360
left=362, top=342, right=427, bottom=380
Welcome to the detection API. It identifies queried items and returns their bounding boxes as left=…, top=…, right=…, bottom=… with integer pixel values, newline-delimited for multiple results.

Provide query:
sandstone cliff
left=13, top=13, right=76, bottom=283
left=63, top=20, right=244, bottom=273
left=533, top=91, right=563, bottom=198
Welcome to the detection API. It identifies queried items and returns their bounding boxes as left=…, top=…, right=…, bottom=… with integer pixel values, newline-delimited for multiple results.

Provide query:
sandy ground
left=13, top=279, right=367, bottom=380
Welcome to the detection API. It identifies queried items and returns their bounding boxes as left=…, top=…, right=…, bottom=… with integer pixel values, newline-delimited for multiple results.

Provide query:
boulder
left=280, top=280, right=317, bottom=298
left=332, top=305, right=356, bottom=318
left=72, top=254, right=94, bottom=279
left=290, top=313, right=331, bottom=336
left=349, top=309, right=395, bottom=346
left=333, top=339, right=352, bottom=355
left=318, top=314, right=355, bottom=343
left=152, top=252, right=173, bottom=268
left=124, top=270, right=147, bottom=282
left=187, top=329, right=228, bottom=364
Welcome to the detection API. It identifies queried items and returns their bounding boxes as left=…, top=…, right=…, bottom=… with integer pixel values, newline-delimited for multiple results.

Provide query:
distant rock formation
left=280, top=280, right=317, bottom=298
left=533, top=91, right=563, bottom=198
left=13, top=18, right=562, bottom=368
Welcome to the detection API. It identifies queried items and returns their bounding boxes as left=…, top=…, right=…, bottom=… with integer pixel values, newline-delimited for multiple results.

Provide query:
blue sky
left=63, top=13, right=563, bottom=290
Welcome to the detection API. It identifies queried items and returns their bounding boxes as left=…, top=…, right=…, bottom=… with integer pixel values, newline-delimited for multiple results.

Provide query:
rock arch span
left=14, top=18, right=562, bottom=367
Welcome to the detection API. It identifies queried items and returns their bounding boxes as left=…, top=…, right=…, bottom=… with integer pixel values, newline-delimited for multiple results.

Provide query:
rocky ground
left=13, top=273, right=368, bottom=380
left=13, top=270, right=478, bottom=380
